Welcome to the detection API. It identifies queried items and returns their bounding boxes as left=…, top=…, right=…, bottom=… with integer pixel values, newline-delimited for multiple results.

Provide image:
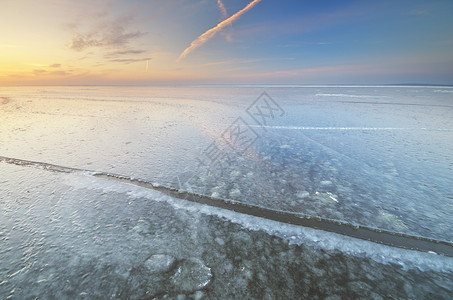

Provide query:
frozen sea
left=1, top=85, right=453, bottom=298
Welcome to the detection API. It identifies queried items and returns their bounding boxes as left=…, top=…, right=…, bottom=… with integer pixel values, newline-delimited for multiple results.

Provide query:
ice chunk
left=376, top=211, right=408, bottom=232
left=144, top=254, right=176, bottom=274
left=229, top=188, right=241, bottom=198
left=320, top=180, right=333, bottom=186
left=296, top=191, right=310, bottom=199
left=215, top=237, right=225, bottom=246
left=314, top=191, right=339, bottom=203
left=171, top=258, right=212, bottom=292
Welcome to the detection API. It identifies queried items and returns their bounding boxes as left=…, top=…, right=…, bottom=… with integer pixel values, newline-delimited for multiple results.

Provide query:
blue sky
left=1, top=0, right=452, bottom=85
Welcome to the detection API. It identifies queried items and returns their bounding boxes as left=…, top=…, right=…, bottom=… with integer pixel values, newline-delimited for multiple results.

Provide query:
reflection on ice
left=1, top=86, right=452, bottom=240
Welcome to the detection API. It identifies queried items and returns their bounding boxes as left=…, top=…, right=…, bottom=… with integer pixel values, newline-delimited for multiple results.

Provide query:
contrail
left=177, top=0, right=262, bottom=61
left=217, top=0, right=228, bottom=18
left=217, top=0, right=233, bottom=42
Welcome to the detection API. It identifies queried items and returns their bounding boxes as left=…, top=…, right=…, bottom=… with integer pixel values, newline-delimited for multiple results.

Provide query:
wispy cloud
left=69, top=30, right=145, bottom=51
left=177, top=0, right=262, bottom=61
left=68, top=15, right=146, bottom=52
left=104, top=50, right=150, bottom=65
left=217, top=0, right=234, bottom=42
left=104, top=50, right=148, bottom=57
left=33, top=69, right=47, bottom=75
left=69, top=33, right=103, bottom=51
left=234, top=58, right=453, bottom=81
left=32, top=68, right=73, bottom=76
left=110, top=58, right=151, bottom=64
left=217, top=0, right=227, bottom=19
left=202, top=60, right=231, bottom=67
left=49, top=64, right=61, bottom=68
left=50, top=70, right=72, bottom=76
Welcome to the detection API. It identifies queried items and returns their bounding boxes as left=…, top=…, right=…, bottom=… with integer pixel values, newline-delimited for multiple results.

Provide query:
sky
left=1, top=0, right=453, bottom=85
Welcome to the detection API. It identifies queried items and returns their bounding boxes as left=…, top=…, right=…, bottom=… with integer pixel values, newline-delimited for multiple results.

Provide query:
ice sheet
left=1, top=86, right=452, bottom=241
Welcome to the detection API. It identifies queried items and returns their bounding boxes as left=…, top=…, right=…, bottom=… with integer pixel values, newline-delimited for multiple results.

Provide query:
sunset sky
left=1, top=0, right=453, bottom=85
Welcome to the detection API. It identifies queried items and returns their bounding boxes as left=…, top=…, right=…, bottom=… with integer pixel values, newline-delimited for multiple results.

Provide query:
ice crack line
left=247, top=125, right=453, bottom=132
left=213, top=124, right=453, bottom=131
left=1, top=155, right=453, bottom=257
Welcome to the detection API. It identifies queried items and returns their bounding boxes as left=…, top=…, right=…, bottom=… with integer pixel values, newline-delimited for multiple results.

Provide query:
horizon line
left=2, top=83, right=453, bottom=88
